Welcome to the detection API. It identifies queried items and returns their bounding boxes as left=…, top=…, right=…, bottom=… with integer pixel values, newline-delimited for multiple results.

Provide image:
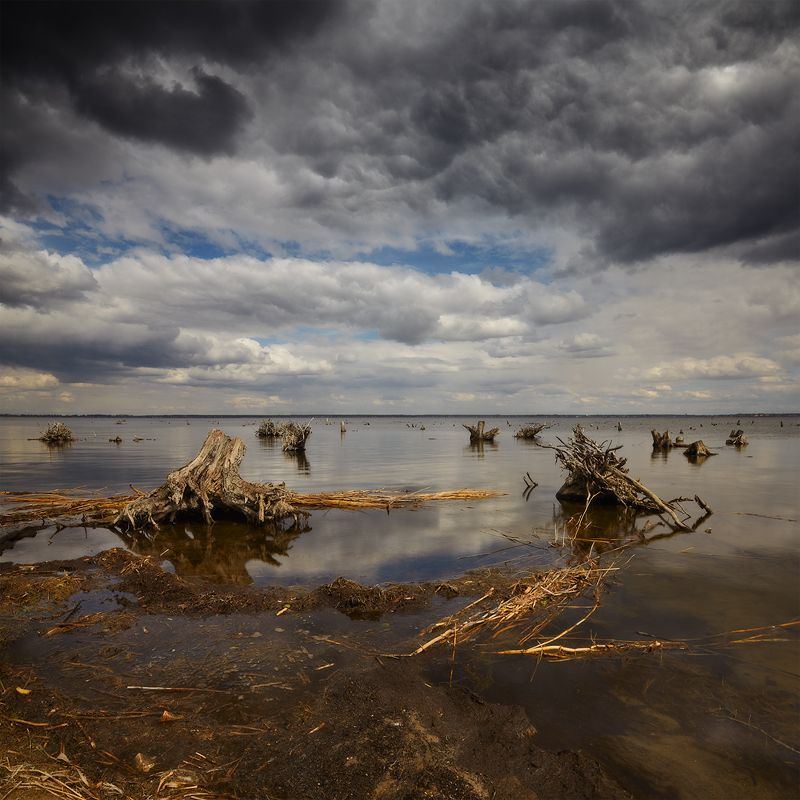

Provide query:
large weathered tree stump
left=463, top=421, right=500, bottom=442
left=115, top=429, right=298, bottom=530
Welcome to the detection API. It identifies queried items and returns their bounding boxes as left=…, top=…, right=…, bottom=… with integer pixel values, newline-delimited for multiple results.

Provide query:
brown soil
left=0, top=550, right=628, bottom=799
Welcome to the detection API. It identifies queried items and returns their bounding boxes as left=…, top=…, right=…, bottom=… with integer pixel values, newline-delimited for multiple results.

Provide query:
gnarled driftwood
left=115, top=429, right=299, bottom=530
left=463, top=421, right=500, bottom=442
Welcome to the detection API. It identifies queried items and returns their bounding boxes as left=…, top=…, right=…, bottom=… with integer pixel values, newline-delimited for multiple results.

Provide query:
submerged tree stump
left=684, top=440, right=716, bottom=458
left=281, top=421, right=313, bottom=452
left=541, top=425, right=696, bottom=529
left=726, top=429, right=748, bottom=446
left=115, top=429, right=298, bottom=530
left=463, top=421, right=500, bottom=442
left=256, top=419, right=280, bottom=438
left=514, top=423, right=550, bottom=439
left=651, top=429, right=673, bottom=449
left=38, top=421, right=76, bottom=444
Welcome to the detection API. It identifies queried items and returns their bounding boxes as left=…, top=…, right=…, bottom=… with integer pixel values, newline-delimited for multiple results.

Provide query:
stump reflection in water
left=120, top=517, right=310, bottom=584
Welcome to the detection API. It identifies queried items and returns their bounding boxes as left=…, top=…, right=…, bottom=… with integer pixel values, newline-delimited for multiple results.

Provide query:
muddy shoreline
left=1, top=549, right=628, bottom=799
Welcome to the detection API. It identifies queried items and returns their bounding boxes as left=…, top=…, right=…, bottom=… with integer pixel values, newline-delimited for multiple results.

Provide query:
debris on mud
left=0, top=550, right=629, bottom=800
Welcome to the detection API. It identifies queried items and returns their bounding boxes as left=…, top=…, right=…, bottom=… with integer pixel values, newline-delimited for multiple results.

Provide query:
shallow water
left=1, top=413, right=798, bottom=796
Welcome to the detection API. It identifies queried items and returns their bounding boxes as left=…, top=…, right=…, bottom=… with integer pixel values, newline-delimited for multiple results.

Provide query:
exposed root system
left=280, top=420, right=313, bottom=451
left=287, top=487, right=506, bottom=510
left=113, top=430, right=298, bottom=530
left=254, top=418, right=280, bottom=437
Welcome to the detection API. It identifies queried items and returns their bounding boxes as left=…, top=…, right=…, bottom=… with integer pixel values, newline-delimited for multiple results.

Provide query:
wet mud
left=0, top=550, right=627, bottom=799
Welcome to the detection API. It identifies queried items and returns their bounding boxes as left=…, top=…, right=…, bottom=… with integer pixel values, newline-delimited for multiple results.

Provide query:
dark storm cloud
left=1, top=0, right=341, bottom=80
left=2, top=0, right=798, bottom=267
left=74, top=68, right=251, bottom=156
left=386, top=0, right=799, bottom=266
left=0, top=313, right=191, bottom=382
left=0, top=0, right=345, bottom=209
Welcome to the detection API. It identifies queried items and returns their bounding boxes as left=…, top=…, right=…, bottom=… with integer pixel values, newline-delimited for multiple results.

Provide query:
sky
left=1, top=0, right=798, bottom=416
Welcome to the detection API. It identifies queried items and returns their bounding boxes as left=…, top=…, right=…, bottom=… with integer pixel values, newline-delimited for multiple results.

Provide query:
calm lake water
left=1, top=414, right=798, bottom=798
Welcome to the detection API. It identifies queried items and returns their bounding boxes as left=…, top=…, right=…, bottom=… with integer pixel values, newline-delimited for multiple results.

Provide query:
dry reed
left=287, top=487, right=506, bottom=510
left=389, top=562, right=615, bottom=657
left=0, top=489, right=140, bottom=526
left=1, top=487, right=505, bottom=527
left=497, top=619, right=799, bottom=661
left=0, top=757, right=229, bottom=799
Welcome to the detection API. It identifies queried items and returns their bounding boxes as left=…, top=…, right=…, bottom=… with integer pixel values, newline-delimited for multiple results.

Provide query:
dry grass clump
left=38, top=421, right=76, bottom=444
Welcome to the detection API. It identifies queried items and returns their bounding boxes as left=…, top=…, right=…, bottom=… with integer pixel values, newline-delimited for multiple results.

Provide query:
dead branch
left=386, top=564, right=614, bottom=657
